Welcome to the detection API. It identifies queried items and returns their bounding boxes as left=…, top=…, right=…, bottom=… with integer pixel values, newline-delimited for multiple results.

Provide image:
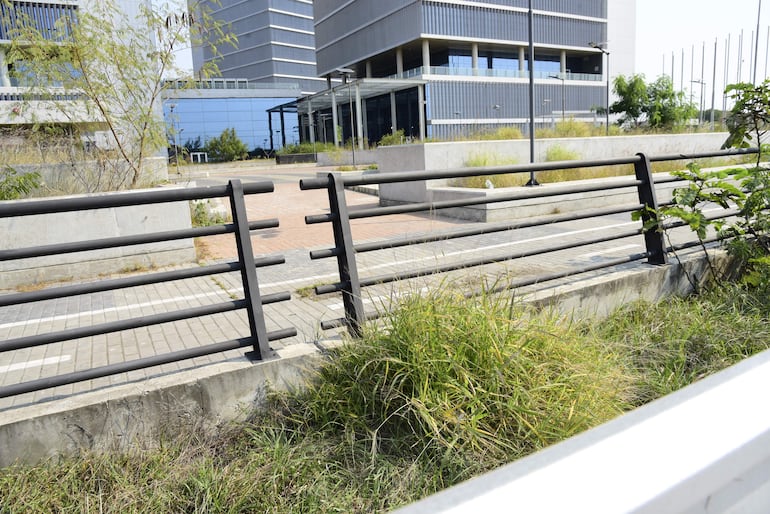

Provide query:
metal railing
left=0, top=179, right=296, bottom=398
left=301, top=148, right=759, bottom=336
left=392, top=66, right=602, bottom=82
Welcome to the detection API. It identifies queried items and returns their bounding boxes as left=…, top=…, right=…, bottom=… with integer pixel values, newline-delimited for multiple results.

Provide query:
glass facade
left=164, top=97, right=300, bottom=151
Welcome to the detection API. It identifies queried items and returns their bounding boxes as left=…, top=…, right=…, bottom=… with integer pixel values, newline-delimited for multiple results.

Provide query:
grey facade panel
left=422, top=3, right=606, bottom=48
left=315, top=2, right=421, bottom=75
left=427, top=81, right=604, bottom=121
left=461, top=0, right=606, bottom=19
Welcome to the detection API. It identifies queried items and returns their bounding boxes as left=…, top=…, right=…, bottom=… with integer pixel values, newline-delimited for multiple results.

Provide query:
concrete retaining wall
left=377, top=133, right=730, bottom=206
left=0, top=249, right=730, bottom=466
left=0, top=185, right=197, bottom=290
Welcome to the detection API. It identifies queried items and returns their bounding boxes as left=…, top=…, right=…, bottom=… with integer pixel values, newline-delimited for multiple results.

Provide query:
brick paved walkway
left=0, top=162, right=676, bottom=410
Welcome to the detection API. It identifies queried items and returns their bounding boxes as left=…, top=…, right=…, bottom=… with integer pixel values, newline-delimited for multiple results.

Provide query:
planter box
left=276, top=152, right=316, bottom=165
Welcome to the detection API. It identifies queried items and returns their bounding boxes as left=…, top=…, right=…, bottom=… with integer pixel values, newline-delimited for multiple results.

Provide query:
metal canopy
left=268, top=77, right=427, bottom=113
left=267, top=78, right=427, bottom=150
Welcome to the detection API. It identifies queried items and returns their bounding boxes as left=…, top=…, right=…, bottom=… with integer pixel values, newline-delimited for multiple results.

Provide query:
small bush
left=473, top=126, right=524, bottom=140
left=190, top=200, right=229, bottom=227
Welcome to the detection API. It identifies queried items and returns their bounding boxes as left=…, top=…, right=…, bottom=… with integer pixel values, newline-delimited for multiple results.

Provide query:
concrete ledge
left=0, top=185, right=196, bottom=289
left=0, top=343, right=321, bottom=467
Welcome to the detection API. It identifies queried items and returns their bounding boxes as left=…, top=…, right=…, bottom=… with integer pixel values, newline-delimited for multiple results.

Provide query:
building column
left=422, top=39, right=431, bottom=75
left=331, top=89, right=339, bottom=147
left=268, top=113, right=274, bottom=150
left=0, top=50, right=10, bottom=87
left=355, top=83, right=364, bottom=150
left=560, top=50, right=567, bottom=74
left=519, top=47, right=526, bottom=75
left=390, top=91, right=397, bottom=134
left=396, top=47, right=404, bottom=75
left=326, top=75, right=332, bottom=89
left=308, top=100, right=315, bottom=145
left=279, top=108, right=287, bottom=147
left=365, top=60, right=372, bottom=78
left=471, top=43, right=479, bottom=74
left=417, top=84, right=426, bottom=141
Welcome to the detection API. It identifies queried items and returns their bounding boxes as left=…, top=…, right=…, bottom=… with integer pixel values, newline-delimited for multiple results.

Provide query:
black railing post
left=228, top=179, right=274, bottom=360
left=634, top=153, right=667, bottom=265
left=326, top=173, right=365, bottom=336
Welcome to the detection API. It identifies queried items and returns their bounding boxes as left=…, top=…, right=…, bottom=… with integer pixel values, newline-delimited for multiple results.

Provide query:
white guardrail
left=394, top=348, right=770, bottom=514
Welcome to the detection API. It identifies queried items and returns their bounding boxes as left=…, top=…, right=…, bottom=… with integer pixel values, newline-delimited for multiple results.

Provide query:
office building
left=192, top=0, right=324, bottom=95
left=300, top=0, right=635, bottom=144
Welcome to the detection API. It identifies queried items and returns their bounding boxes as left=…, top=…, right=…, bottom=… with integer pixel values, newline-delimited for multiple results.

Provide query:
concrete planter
left=276, top=152, right=316, bottom=165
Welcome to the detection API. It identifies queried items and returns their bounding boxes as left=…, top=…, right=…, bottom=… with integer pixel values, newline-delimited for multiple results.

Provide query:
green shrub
left=204, top=128, right=249, bottom=162
left=378, top=129, right=405, bottom=146
left=0, top=167, right=41, bottom=200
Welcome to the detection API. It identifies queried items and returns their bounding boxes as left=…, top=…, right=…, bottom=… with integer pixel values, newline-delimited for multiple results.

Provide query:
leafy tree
left=2, top=0, right=235, bottom=191
left=610, top=74, right=696, bottom=130
left=609, top=74, right=647, bottom=128
left=644, top=76, right=696, bottom=129
left=204, top=128, right=249, bottom=162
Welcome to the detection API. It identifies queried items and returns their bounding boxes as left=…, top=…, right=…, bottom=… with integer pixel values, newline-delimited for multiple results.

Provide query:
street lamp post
left=691, top=79, right=705, bottom=125
left=590, top=42, right=610, bottom=136
left=336, top=67, right=356, bottom=166
left=549, top=74, right=566, bottom=120
left=168, top=103, right=179, bottom=174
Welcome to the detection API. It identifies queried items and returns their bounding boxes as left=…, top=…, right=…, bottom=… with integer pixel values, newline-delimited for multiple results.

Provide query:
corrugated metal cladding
left=0, top=1, right=77, bottom=41
left=422, top=3, right=605, bottom=48
left=453, top=0, right=606, bottom=19
left=315, top=2, right=422, bottom=75
left=427, top=81, right=604, bottom=120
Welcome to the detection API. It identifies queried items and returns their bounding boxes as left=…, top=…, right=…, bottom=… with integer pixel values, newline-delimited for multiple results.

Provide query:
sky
left=635, top=0, right=769, bottom=110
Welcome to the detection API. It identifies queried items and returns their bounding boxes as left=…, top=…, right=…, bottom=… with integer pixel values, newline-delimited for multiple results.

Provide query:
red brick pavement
left=197, top=181, right=469, bottom=259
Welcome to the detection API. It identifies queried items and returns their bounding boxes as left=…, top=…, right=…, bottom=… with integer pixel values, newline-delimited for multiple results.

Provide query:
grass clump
left=273, top=291, right=632, bottom=468
left=453, top=154, right=525, bottom=188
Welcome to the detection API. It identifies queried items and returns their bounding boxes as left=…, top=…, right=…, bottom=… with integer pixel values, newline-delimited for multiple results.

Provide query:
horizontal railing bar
left=0, top=300, right=245, bottom=352
left=470, top=253, right=649, bottom=297
left=0, top=256, right=284, bottom=307
left=310, top=204, right=643, bottom=260
left=0, top=219, right=279, bottom=262
left=300, top=156, right=642, bottom=190
left=648, top=148, right=758, bottom=163
left=0, top=328, right=297, bottom=399
left=305, top=178, right=642, bottom=225
left=0, top=182, right=274, bottom=218
left=318, top=252, right=649, bottom=331
left=315, top=227, right=643, bottom=294
left=358, top=228, right=644, bottom=289
left=0, top=291, right=290, bottom=353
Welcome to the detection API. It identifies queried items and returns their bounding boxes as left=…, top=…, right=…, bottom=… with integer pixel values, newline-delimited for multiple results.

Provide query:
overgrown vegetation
left=3, top=278, right=770, bottom=511
left=645, top=79, right=770, bottom=285
left=277, top=142, right=337, bottom=155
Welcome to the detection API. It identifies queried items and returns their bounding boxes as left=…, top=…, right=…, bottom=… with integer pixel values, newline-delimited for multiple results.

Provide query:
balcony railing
left=391, top=66, right=602, bottom=82
left=0, top=86, right=81, bottom=102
